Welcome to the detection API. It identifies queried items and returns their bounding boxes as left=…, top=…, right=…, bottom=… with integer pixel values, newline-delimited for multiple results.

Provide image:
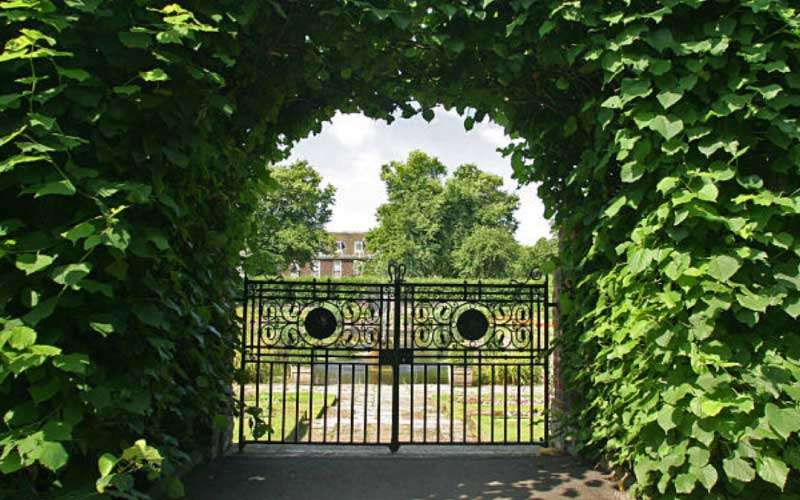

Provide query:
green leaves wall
left=1, top=0, right=798, bottom=498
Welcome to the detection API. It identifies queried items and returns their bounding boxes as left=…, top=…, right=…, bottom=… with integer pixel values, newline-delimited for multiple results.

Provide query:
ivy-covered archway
left=1, top=1, right=798, bottom=498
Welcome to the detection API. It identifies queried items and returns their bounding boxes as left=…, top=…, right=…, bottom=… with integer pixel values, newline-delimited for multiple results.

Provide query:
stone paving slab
left=185, top=447, right=625, bottom=500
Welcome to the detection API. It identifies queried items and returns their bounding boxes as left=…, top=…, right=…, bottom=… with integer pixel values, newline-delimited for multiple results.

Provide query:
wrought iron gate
left=238, top=263, right=552, bottom=451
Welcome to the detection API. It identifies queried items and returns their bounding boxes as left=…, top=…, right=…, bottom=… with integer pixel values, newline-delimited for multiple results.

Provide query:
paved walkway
left=185, top=446, right=624, bottom=499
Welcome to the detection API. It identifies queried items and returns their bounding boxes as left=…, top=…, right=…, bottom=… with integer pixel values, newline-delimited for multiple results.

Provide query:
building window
left=336, top=240, right=346, bottom=254
left=353, top=261, right=364, bottom=276
left=354, top=240, right=365, bottom=255
left=312, top=260, right=320, bottom=278
left=333, top=260, right=342, bottom=278
left=289, top=263, right=300, bottom=278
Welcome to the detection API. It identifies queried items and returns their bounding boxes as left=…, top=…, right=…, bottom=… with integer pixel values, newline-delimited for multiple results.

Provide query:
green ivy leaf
left=785, top=296, right=800, bottom=319
left=628, top=248, right=654, bottom=273
left=56, top=66, right=91, bottom=81
left=707, top=255, right=740, bottom=282
left=700, top=399, right=725, bottom=417
left=736, top=290, right=770, bottom=312
left=656, top=90, right=683, bottom=109
left=37, top=441, right=69, bottom=472
left=98, top=453, right=117, bottom=477
left=53, top=353, right=90, bottom=374
left=604, top=195, right=627, bottom=218
left=15, top=253, right=55, bottom=275
left=756, top=455, right=789, bottom=490
left=675, top=472, right=696, bottom=494
left=657, top=404, right=676, bottom=432
left=32, top=179, right=76, bottom=197
left=0, top=154, right=47, bottom=173
left=650, top=115, right=684, bottom=140
left=723, top=456, right=755, bottom=482
left=166, top=477, right=185, bottom=499
left=697, top=464, right=718, bottom=491
left=62, top=221, right=96, bottom=243
left=620, top=161, right=644, bottom=183
left=140, top=68, right=169, bottom=82
left=8, top=325, right=36, bottom=350
left=51, top=263, right=92, bottom=286
left=119, top=31, right=151, bottom=49
left=765, top=403, right=800, bottom=440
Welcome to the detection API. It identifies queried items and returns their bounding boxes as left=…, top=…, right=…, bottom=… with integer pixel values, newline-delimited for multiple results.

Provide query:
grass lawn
left=439, top=394, right=545, bottom=443
left=234, top=390, right=337, bottom=442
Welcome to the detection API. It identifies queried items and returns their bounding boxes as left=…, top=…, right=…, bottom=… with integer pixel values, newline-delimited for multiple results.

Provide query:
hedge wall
left=1, top=0, right=798, bottom=498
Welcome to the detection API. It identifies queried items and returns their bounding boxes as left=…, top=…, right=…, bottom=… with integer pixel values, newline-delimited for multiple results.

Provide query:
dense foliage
left=451, top=226, right=520, bottom=279
left=365, top=150, right=521, bottom=277
left=1, top=0, right=798, bottom=498
left=244, top=161, right=335, bottom=276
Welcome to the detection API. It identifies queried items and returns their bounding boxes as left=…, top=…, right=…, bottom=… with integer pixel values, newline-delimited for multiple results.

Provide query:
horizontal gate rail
left=238, top=268, right=552, bottom=451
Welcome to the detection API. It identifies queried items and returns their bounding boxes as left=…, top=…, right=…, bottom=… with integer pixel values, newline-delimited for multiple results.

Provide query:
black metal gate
left=238, top=264, right=552, bottom=451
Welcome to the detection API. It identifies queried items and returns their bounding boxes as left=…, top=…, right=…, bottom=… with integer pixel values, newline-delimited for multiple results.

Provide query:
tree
left=514, top=236, right=558, bottom=279
left=439, top=163, right=519, bottom=276
left=365, top=151, right=446, bottom=276
left=452, top=226, right=520, bottom=279
left=244, top=161, right=335, bottom=275
left=366, top=151, right=520, bottom=278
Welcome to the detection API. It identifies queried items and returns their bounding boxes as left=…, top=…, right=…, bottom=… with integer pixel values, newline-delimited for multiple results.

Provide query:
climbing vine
left=1, top=0, right=798, bottom=498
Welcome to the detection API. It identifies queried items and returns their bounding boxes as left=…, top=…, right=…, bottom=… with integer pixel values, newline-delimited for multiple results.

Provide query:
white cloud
left=327, top=112, right=377, bottom=147
left=477, top=125, right=510, bottom=149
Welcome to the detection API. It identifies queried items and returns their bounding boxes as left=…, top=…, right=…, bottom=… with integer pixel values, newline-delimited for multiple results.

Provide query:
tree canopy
left=244, top=161, right=335, bottom=276
left=365, top=151, right=521, bottom=278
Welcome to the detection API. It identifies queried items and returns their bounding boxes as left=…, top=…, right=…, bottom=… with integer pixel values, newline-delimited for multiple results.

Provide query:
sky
left=282, top=106, right=551, bottom=245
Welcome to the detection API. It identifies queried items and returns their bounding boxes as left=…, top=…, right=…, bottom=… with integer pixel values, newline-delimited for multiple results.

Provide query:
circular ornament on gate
left=304, top=307, right=337, bottom=340
left=456, top=308, right=489, bottom=341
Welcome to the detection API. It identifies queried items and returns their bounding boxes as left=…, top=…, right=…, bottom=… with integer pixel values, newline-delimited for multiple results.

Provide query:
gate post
left=388, top=262, right=405, bottom=452
left=550, top=267, right=572, bottom=451
left=238, top=276, right=248, bottom=452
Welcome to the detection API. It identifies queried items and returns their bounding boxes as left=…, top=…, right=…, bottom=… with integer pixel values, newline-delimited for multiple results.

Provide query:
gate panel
left=238, top=279, right=395, bottom=447
left=398, top=280, right=549, bottom=445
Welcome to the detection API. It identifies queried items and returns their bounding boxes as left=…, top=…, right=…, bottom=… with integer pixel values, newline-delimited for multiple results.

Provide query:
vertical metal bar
left=503, top=365, right=508, bottom=443
left=323, top=350, right=329, bottom=442
left=267, top=362, right=273, bottom=442
left=449, top=362, right=454, bottom=443
left=308, top=349, right=314, bottom=443
left=410, top=338, right=415, bottom=443
left=363, top=363, right=368, bottom=443
left=544, top=275, right=550, bottom=446
left=423, top=364, right=428, bottom=443
left=238, top=278, right=248, bottom=451
left=294, top=362, right=300, bottom=443
left=350, top=364, right=355, bottom=443
left=281, top=362, right=287, bottom=442
left=389, top=267, right=401, bottom=452
left=254, top=299, right=263, bottom=437
left=491, top=365, right=495, bottom=443
left=378, top=358, right=383, bottom=443
left=532, top=288, right=537, bottom=443
left=517, top=365, right=521, bottom=443
left=477, top=351, right=482, bottom=443
left=337, top=363, right=342, bottom=443
left=462, top=353, right=467, bottom=442
left=436, top=365, right=441, bottom=443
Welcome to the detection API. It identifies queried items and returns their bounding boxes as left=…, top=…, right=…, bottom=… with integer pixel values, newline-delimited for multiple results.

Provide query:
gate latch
left=379, top=349, right=413, bottom=365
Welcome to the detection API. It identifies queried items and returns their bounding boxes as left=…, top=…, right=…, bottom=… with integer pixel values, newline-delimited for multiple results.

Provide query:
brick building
left=288, top=232, right=372, bottom=278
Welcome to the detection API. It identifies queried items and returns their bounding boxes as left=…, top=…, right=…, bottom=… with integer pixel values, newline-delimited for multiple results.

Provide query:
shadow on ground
left=184, top=448, right=622, bottom=499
